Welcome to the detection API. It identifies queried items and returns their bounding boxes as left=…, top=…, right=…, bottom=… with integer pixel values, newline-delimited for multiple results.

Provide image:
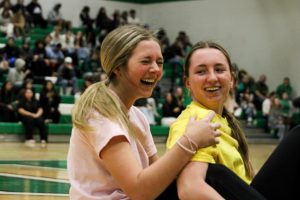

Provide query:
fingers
left=203, top=111, right=215, bottom=122
left=211, top=122, right=221, bottom=130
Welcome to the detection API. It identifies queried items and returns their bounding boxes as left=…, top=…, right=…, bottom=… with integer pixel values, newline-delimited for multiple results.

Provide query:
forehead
left=132, top=40, right=162, bottom=57
left=190, top=48, right=228, bottom=67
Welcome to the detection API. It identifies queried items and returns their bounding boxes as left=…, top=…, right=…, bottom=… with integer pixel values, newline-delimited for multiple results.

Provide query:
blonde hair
left=72, top=25, right=159, bottom=135
left=101, top=24, right=159, bottom=79
left=184, top=41, right=254, bottom=178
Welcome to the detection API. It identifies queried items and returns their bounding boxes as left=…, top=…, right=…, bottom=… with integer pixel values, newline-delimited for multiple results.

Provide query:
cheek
left=157, top=68, right=163, bottom=79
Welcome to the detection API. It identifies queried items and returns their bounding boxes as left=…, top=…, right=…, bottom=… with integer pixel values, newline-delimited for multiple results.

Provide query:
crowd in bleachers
left=228, top=66, right=299, bottom=140
left=0, top=0, right=299, bottom=144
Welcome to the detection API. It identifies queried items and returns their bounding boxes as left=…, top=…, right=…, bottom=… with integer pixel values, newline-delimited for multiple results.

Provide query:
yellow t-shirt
left=166, top=101, right=252, bottom=184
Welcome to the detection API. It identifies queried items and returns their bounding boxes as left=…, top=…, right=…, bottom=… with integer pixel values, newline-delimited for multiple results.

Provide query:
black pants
left=251, top=125, right=300, bottom=199
left=207, top=125, right=300, bottom=200
left=156, top=180, right=178, bottom=200
left=157, top=126, right=300, bottom=199
left=21, top=116, right=48, bottom=141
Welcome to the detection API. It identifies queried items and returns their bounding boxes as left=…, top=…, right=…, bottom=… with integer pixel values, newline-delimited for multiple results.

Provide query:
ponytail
left=223, top=108, right=255, bottom=178
left=72, top=81, right=130, bottom=134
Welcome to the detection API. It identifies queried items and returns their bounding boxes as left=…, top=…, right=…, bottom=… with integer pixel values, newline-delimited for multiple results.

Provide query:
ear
left=112, top=66, right=121, bottom=77
left=230, top=74, right=234, bottom=89
left=184, top=76, right=191, bottom=91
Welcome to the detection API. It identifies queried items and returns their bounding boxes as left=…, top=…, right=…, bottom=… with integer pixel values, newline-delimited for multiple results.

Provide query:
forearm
left=177, top=162, right=225, bottom=200
left=18, top=108, right=33, bottom=117
left=132, top=143, right=194, bottom=199
left=36, top=108, right=43, bottom=117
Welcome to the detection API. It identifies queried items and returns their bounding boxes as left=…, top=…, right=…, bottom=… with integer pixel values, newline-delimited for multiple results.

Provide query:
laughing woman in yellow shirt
left=167, top=41, right=300, bottom=200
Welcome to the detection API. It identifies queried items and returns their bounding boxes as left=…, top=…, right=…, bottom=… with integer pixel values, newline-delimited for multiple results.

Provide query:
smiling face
left=116, top=39, right=163, bottom=102
left=185, top=48, right=233, bottom=114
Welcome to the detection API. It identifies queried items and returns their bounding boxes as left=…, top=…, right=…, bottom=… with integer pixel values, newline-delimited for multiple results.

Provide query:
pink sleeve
left=132, top=106, right=157, bottom=157
left=87, top=116, right=130, bottom=157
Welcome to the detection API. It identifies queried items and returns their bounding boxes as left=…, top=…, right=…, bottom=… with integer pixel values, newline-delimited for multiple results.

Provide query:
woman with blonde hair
left=67, top=25, right=220, bottom=199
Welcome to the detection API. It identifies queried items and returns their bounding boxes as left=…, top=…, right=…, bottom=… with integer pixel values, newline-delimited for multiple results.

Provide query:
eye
left=156, top=60, right=164, bottom=66
left=197, top=69, right=206, bottom=75
left=215, top=67, right=225, bottom=73
left=141, top=60, right=150, bottom=64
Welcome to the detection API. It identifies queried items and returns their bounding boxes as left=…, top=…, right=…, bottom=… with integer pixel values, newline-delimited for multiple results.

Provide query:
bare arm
left=177, top=162, right=225, bottom=200
left=18, top=107, right=34, bottom=117
left=33, top=107, right=43, bottom=118
left=101, top=112, right=220, bottom=200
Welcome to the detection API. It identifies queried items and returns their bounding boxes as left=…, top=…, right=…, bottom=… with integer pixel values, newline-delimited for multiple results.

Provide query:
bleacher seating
left=0, top=122, right=169, bottom=137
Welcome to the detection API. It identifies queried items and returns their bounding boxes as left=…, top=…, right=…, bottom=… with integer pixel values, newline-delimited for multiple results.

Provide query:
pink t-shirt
left=67, top=106, right=157, bottom=200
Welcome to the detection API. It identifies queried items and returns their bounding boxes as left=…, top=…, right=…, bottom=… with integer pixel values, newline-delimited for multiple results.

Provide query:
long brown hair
left=184, top=41, right=254, bottom=178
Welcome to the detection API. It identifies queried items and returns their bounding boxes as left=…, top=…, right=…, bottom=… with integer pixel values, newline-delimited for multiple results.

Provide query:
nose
left=207, top=70, right=217, bottom=82
left=150, top=62, right=160, bottom=72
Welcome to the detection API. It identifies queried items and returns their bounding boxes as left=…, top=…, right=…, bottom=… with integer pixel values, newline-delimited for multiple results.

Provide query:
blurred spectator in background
left=95, top=6, right=111, bottom=42
left=262, top=91, right=276, bottom=133
left=26, top=0, right=47, bottom=28
left=7, top=58, right=29, bottom=88
left=276, top=77, right=293, bottom=100
left=161, top=91, right=184, bottom=126
left=10, top=6, right=25, bottom=38
left=39, top=80, right=61, bottom=123
left=16, top=78, right=36, bottom=102
left=57, top=57, right=78, bottom=95
left=47, top=3, right=69, bottom=29
left=60, top=29, right=75, bottom=56
left=4, top=37, right=20, bottom=63
left=29, top=39, right=52, bottom=81
left=254, top=74, right=269, bottom=110
left=0, top=80, right=18, bottom=122
left=79, top=6, right=93, bottom=28
left=134, top=97, right=157, bottom=125
left=156, top=28, right=170, bottom=59
left=17, top=88, right=48, bottom=147
left=0, top=0, right=14, bottom=37
left=0, top=59, right=9, bottom=80
left=127, top=9, right=140, bottom=25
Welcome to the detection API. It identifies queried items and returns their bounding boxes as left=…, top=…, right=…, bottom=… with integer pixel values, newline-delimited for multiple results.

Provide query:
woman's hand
left=184, top=111, right=221, bottom=149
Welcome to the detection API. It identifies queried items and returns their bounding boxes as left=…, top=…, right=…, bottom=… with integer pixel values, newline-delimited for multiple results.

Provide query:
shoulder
left=130, top=106, right=150, bottom=130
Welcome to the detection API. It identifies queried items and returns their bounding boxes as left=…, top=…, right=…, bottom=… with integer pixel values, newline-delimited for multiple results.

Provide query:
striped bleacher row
left=4, top=26, right=298, bottom=140
left=0, top=25, right=85, bottom=49
left=0, top=75, right=175, bottom=138
left=0, top=80, right=170, bottom=139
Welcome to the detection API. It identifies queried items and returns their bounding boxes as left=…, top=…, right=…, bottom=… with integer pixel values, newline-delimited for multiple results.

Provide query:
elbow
left=178, top=180, right=207, bottom=200
left=177, top=183, right=196, bottom=200
left=126, top=187, right=155, bottom=200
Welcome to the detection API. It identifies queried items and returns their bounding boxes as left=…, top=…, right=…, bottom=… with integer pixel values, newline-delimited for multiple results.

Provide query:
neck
left=108, top=83, right=134, bottom=111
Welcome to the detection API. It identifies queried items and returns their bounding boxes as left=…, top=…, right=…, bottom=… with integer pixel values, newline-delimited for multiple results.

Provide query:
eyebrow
left=141, top=56, right=164, bottom=61
left=196, top=63, right=225, bottom=68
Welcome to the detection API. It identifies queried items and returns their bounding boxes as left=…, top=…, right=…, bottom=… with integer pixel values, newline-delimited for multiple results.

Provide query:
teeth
left=206, top=87, right=219, bottom=91
left=142, top=79, right=155, bottom=83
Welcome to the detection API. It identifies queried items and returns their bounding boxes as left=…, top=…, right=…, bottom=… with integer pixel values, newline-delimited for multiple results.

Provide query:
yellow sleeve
left=166, top=105, right=218, bottom=164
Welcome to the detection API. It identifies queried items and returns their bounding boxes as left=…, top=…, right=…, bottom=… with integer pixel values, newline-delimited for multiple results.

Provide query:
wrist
left=176, top=135, right=197, bottom=155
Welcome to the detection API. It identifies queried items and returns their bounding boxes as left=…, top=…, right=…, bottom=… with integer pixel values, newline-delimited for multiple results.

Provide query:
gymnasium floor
left=0, top=141, right=277, bottom=200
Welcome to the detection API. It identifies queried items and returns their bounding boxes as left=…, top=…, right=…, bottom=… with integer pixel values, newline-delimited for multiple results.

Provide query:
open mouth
left=205, top=87, right=220, bottom=92
left=141, top=79, right=155, bottom=86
